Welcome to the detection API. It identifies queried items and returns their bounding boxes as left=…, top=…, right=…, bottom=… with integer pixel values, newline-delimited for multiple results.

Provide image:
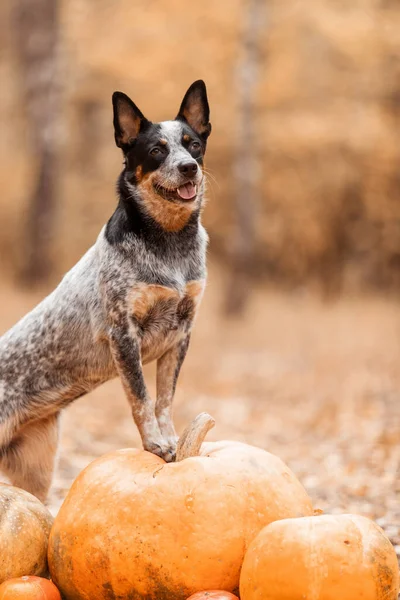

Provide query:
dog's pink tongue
left=177, top=182, right=197, bottom=200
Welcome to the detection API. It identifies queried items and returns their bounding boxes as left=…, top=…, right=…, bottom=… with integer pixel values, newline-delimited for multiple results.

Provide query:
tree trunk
left=225, top=0, right=266, bottom=315
left=13, top=0, right=60, bottom=285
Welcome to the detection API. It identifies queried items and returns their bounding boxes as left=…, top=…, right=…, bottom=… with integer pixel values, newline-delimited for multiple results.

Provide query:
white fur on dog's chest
left=129, top=280, right=205, bottom=363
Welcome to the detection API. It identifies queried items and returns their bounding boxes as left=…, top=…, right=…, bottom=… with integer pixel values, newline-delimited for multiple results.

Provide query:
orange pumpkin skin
left=0, top=486, right=53, bottom=584
left=0, top=576, right=61, bottom=600
left=240, top=514, right=400, bottom=600
left=48, top=441, right=313, bottom=600
left=187, top=592, right=239, bottom=599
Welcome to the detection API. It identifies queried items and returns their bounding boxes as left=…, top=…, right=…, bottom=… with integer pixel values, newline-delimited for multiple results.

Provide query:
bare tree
left=13, top=0, right=60, bottom=284
left=225, top=0, right=266, bottom=315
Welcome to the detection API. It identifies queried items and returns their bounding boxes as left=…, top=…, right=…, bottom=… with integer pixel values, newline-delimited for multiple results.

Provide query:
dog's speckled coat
left=0, top=80, right=211, bottom=500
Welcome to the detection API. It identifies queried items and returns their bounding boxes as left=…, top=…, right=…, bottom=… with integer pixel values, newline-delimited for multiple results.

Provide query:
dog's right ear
left=112, top=92, right=148, bottom=149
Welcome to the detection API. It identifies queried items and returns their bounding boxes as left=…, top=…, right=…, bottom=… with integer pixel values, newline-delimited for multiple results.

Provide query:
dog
left=0, top=80, right=212, bottom=501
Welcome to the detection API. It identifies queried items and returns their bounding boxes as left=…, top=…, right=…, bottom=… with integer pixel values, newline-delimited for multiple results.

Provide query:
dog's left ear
left=112, top=91, right=149, bottom=149
left=176, top=80, right=211, bottom=140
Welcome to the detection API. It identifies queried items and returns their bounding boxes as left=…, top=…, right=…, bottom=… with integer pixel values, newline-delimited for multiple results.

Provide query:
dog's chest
left=129, top=280, right=205, bottom=362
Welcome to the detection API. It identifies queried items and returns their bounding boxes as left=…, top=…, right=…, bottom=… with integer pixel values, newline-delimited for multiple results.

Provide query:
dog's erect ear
left=176, top=80, right=211, bottom=140
left=112, top=92, right=148, bottom=148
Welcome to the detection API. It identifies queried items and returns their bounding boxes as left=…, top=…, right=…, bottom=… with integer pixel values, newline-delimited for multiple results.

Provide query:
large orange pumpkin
left=187, top=592, right=239, bottom=599
left=48, top=414, right=313, bottom=600
left=0, top=486, right=53, bottom=584
left=0, top=576, right=61, bottom=600
left=240, top=514, right=400, bottom=600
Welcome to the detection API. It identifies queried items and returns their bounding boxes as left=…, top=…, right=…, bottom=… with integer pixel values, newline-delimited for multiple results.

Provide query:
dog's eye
left=191, top=141, right=201, bottom=150
left=150, top=147, right=161, bottom=156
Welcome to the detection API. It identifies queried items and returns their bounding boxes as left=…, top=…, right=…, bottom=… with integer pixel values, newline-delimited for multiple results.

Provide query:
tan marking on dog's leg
left=0, top=418, right=16, bottom=449
left=176, top=280, right=206, bottom=323
left=1, top=414, right=60, bottom=502
left=185, top=280, right=206, bottom=302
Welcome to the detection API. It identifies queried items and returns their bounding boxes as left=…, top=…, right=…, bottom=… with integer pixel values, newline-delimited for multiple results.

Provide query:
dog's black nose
left=178, top=161, right=198, bottom=176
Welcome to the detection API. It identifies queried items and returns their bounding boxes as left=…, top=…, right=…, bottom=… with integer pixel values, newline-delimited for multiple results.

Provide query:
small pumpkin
left=240, top=514, right=400, bottom=600
left=0, top=486, right=53, bottom=584
left=187, top=592, right=239, bottom=599
left=48, top=414, right=313, bottom=600
left=0, top=576, right=61, bottom=600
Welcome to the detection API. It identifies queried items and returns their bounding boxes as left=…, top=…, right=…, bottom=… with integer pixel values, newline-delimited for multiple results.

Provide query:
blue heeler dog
left=0, top=80, right=211, bottom=501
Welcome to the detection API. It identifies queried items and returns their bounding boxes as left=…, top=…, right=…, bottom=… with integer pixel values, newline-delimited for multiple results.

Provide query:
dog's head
left=112, top=81, right=211, bottom=230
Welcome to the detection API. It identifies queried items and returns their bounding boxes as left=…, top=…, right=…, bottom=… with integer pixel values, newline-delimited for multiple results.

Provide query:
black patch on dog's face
left=125, top=123, right=165, bottom=181
left=123, top=121, right=206, bottom=185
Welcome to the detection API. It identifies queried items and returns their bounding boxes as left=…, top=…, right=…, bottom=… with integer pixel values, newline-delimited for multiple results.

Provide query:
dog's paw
left=144, top=439, right=177, bottom=463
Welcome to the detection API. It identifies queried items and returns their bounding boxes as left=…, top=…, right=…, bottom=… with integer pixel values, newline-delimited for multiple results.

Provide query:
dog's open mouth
left=154, top=182, right=198, bottom=202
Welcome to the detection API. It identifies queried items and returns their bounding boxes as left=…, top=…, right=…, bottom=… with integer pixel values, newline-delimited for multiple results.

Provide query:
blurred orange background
left=0, top=0, right=399, bottom=554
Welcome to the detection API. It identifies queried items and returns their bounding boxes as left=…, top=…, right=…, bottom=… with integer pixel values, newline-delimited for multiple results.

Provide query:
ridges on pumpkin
left=0, top=486, right=53, bottom=584
left=239, top=513, right=400, bottom=600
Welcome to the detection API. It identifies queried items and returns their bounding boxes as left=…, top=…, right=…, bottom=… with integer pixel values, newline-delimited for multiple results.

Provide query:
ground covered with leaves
left=0, top=270, right=399, bottom=563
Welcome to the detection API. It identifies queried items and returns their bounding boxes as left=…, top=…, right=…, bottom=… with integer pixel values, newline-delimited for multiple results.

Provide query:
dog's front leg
left=109, top=326, right=176, bottom=462
left=156, top=334, right=190, bottom=447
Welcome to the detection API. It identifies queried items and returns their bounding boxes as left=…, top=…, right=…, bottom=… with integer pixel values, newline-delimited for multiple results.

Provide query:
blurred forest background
left=0, top=0, right=399, bottom=558
left=1, top=0, right=400, bottom=300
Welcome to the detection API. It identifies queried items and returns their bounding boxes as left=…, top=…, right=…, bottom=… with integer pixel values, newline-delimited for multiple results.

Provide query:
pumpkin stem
left=176, top=412, right=215, bottom=461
